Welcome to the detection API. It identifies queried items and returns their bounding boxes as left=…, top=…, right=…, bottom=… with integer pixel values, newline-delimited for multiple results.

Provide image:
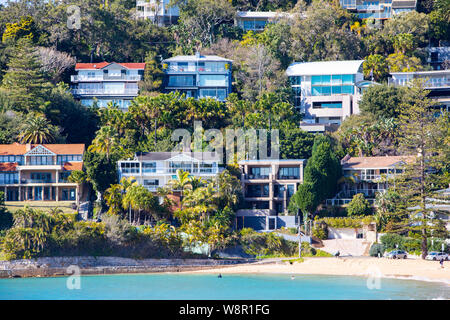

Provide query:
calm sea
left=0, top=273, right=448, bottom=300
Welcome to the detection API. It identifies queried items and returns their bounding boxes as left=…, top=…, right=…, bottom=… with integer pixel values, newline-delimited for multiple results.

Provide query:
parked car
left=425, top=252, right=449, bottom=261
left=385, top=250, right=408, bottom=259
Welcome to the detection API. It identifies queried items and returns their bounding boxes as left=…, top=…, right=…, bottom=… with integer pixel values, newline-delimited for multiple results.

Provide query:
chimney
left=26, top=143, right=32, bottom=151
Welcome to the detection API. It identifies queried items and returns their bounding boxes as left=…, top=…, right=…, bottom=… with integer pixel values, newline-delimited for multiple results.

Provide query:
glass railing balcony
left=71, top=75, right=142, bottom=82
left=0, top=180, right=19, bottom=185
left=72, top=88, right=139, bottom=95
left=245, top=174, right=270, bottom=180
left=21, top=179, right=56, bottom=184
left=245, top=192, right=270, bottom=198
left=277, top=175, right=300, bottom=180
left=166, top=66, right=228, bottom=73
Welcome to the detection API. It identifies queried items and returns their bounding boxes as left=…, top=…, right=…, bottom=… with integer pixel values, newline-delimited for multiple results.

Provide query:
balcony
left=166, top=66, right=229, bottom=73
left=72, top=88, right=139, bottom=96
left=244, top=174, right=270, bottom=180
left=71, top=75, right=142, bottom=82
left=277, top=175, right=300, bottom=180
left=389, top=77, right=450, bottom=89
left=20, top=179, right=56, bottom=184
left=17, top=164, right=62, bottom=170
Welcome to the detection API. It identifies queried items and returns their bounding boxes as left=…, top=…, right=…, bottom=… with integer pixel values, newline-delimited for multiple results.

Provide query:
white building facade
left=286, top=60, right=370, bottom=132
left=136, top=0, right=179, bottom=25
left=118, top=152, right=221, bottom=192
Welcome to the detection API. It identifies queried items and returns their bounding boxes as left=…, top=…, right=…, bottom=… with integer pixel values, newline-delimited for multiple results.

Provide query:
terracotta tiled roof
left=0, top=162, right=17, bottom=171
left=75, top=62, right=145, bottom=70
left=63, top=162, right=83, bottom=171
left=342, top=156, right=415, bottom=169
left=0, top=143, right=85, bottom=155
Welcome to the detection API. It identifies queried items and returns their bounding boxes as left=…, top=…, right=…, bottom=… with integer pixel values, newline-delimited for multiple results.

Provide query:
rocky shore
left=0, top=256, right=253, bottom=278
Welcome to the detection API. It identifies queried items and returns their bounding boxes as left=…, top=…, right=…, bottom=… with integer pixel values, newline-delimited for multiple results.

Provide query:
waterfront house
left=286, top=60, right=374, bottom=133
left=161, top=52, right=233, bottom=101
left=326, top=155, right=414, bottom=206
left=71, top=62, right=145, bottom=110
left=118, top=152, right=221, bottom=207
left=236, top=159, right=305, bottom=230
left=389, top=69, right=450, bottom=113
left=0, top=143, right=85, bottom=202
left=340, top=0, right=417, bottom=20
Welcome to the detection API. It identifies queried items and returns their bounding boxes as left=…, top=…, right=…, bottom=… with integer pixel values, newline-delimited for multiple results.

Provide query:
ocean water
left=0, top=273, right=448, bottom=300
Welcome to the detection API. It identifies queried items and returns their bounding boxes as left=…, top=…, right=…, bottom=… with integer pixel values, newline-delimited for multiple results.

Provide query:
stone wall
left=0, top=256, right=252, bottom=278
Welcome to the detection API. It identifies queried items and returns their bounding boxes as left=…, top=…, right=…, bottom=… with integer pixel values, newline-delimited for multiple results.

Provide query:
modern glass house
left=234, top=11, right=294, bottom=32
left=339, top=0, right=417, bottom=19
left=71, top=62, right=145, bottom=110
left=286, top=60, right=371, bottom=132
left=161, top=52, right=233, bottom=101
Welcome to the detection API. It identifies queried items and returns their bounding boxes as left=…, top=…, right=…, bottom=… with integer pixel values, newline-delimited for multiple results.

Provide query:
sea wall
left=0, top=256, right=253, bottom=278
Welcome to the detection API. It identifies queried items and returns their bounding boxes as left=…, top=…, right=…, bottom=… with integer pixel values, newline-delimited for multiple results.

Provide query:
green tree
left=18, top=113, right=59, bottom=144
left=363, top=54, right=389, bottom=82
left=1, top=38, right=51, bottom=113
left=395, top=80, right=450, bottom=259
left=347, top=193, right=372, bottom=216
left=358, top=83, right=407, bottom=119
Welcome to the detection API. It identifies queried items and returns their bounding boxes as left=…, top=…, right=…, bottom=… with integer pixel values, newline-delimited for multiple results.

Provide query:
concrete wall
left=328, top=227, right=361, bottom=239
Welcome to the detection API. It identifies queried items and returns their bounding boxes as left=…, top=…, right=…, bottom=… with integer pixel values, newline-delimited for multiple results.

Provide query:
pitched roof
left=0, top=162, right=17, bottom=171
left=341, top=156, right=415, bottom=169
left=75, top=62, right=146, bottom=70
left=63, top=162, right=83, bottom=171
left=0, top=143, right=85, bottom=156
left=286, top=60, right=364, bottom=76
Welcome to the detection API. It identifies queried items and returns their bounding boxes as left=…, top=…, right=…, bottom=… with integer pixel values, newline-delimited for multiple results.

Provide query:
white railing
left=71, top=75, right=141, bottom=82
left=72, top=88, right=139, bottom=95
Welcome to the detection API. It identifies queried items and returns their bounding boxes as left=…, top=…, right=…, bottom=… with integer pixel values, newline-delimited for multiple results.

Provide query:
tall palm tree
left=18, top=114, right=57, bottom=144
left=88, top=126, right=118, bottom=160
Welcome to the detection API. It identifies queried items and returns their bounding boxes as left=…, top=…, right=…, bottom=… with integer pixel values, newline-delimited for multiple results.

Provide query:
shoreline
left=1, top=256, right=449, bottom=286
left=183, top=257, right=450, bottom=286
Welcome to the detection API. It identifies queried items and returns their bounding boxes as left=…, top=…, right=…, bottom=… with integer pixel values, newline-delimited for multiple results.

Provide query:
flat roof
left=163, top=55, right=232, bottom=63
left=238, top=159, right=305, bottom=164
left=286, top=60, right=364, bottom=76
left=390, top=70, right=450, bottom=76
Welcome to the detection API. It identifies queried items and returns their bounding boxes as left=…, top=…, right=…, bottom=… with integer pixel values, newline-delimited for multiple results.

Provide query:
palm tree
left=18, top=114, right=57, bottom=144
left=88, top=126, right=118, bottom=160
left=167, top=169, right=192, bottom=208
left=68, top=170, right=86, bottom=214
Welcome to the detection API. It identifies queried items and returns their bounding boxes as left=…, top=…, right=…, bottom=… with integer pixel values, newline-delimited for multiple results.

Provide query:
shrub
left=347, top=193, right=372, bottom=216
left=380, top=233, right=405, bottom=251
left=369, top=243, right=385, bottom=257
left=312, top=223, right=328, bottom=240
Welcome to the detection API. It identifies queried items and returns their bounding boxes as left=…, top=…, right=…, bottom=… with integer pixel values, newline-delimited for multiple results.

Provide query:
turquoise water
left=0, top=273, right=448, bottom=300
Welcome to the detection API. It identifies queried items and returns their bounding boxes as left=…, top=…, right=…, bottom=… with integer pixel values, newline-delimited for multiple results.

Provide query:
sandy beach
left=189, top=257, right=450, bottom=285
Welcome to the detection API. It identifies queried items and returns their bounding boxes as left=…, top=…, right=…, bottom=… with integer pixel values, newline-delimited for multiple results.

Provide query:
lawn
left=5, top=201, right=76, bottom=214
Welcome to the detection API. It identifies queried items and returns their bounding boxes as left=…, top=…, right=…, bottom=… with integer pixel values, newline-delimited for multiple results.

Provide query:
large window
left=199, top=88, right=227, bottom=101
left=30, top=172, right=52, bottom=183
left=0, top=172, right=18, bottom=184
left=312, top=102, right=343, bottom=109
left=278, top=167, right=300, bottom=179
left=28, top=156, right=54, bottom=165
left=142, top=162, right=156, bottom=173
left=248, top=167, right=271, bottom=179
left=0, top=155, right=23, bottom=164
left=199, top=75, right=227, bottom=87
left=311, top=74, right=355, bottom=96
left=168, top=75, right=194, bottom=87
left=120, top=162, right=139, bottom=174
left=57, top=155, right=82, bottom=164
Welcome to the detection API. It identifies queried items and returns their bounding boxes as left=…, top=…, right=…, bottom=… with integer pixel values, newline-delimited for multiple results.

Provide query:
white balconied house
left=136, top=0, right=179, bottom=25
left=70, top=62, right=145, bottom=110
left=286, top=60, right=376, bottom=132
left=118, top=152, right=221, bottom=192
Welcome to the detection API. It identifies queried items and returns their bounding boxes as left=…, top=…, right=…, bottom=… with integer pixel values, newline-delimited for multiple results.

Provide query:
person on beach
left=440, top=258, right=444, bottom=269
left=218, top=274, right=222, bottom=278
